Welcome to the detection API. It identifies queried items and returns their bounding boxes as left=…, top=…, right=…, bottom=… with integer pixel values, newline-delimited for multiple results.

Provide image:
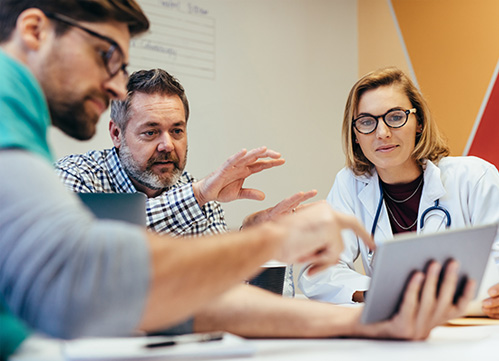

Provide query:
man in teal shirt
left=0, top=11, right=51, bottom=357
left=0, top=2, right=150, bottom=356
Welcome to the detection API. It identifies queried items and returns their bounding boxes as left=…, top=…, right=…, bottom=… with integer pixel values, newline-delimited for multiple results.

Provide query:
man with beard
left=0, top=1, right=474, bottom=358
left=55, top=68, right=316, bottom=301
left=55, top=68, right=316, bottom=239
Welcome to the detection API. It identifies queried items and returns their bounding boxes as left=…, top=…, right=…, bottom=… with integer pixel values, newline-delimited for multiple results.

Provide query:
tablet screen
left=361, top=223, right=498, bottom=324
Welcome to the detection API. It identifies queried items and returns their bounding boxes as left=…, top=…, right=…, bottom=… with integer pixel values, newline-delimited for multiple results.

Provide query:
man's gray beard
left=119, top=142, right=183, bottom=190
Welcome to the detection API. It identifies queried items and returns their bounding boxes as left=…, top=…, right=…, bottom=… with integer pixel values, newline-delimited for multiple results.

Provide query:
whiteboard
left=49, top=0, right=358, bottom=229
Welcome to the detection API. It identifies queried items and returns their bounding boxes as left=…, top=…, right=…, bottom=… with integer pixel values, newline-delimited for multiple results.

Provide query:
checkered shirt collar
left=105, top=147, right=138, bottom=193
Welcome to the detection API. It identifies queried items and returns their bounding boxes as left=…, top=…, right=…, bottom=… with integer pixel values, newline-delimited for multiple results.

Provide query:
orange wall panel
left=391, top=0, right=499, bottom=155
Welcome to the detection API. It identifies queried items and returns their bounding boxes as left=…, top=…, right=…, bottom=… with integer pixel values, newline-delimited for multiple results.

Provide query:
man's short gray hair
left=111, top=68, right=190, bottom=131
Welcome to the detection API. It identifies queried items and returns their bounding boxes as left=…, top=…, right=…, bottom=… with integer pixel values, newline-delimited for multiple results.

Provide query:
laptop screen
left=77, top=193, right=147, bottom=227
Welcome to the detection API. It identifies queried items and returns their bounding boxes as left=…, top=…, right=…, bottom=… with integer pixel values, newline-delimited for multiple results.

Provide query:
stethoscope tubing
left=371, top=181, right=451, bottom=237
left=368, top=181, right=451, bottom=265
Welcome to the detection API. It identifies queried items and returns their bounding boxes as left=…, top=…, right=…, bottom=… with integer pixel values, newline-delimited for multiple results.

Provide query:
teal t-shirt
left=0, top=48, right=53, bottom=161
left=0, top=303, right=29, bottom=359
left=0, top=48, right=53, bottom=357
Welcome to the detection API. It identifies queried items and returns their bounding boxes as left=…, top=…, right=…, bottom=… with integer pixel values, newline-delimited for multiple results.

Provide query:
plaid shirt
left=54, top=148, right=228, bottom=237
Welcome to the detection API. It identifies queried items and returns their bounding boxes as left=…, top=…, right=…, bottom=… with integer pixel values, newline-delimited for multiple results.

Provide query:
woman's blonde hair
left=342, top=67, right=449, bottom=176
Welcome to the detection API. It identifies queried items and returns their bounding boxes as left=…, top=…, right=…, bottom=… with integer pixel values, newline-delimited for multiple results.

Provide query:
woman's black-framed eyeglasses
left=353, top=108, right=417, bottom=134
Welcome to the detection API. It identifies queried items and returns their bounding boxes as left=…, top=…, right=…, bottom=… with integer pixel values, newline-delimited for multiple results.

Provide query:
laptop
left=77, top=192, right=147, bottom=226
left=361, top=223, right=498, bottom=323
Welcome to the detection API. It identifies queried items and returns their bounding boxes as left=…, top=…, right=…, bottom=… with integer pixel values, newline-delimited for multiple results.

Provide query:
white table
left=11, top=323, right=499, bottom=361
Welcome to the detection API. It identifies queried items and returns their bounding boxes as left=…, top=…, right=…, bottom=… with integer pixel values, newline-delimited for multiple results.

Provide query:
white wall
left=49, top=0, right=359, bottom=229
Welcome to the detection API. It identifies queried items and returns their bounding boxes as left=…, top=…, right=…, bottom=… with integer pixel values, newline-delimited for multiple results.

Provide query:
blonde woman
left=299, top=67, right=499, bottom=306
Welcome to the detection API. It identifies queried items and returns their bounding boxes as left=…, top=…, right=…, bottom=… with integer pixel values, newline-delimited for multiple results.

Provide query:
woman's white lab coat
left=298, top=156, right=499, bottom=304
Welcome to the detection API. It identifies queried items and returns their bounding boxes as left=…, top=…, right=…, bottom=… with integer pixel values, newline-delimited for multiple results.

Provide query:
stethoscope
left=368, top=181, right=451, bottom=265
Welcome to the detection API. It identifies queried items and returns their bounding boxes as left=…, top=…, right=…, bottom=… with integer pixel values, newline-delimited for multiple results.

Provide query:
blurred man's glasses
left=44, top=11, right=128, bottom=79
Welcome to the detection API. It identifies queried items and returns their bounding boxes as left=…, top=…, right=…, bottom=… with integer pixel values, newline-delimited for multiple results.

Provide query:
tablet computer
left=78, top=192, right=147, bottom=226
left=361, top=223, right=498, bottom=324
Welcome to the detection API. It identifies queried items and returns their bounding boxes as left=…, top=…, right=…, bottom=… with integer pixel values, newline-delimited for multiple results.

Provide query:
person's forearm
left=192, top=284, right=359, bottom=338
left=138, top=225, right=284, bottom=332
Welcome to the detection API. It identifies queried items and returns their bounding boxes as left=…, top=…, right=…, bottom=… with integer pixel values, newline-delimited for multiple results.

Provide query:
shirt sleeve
left=146, top=184, right=228, bottom=237
left=0, top=150, right=150, bottom=339
left=467, top=158, right=499, bottom=263
left=55, top=155, right=229, bottom=237
left=298, top=171, right=370, bottom=304
left=54, top=156, right=104, bottom=193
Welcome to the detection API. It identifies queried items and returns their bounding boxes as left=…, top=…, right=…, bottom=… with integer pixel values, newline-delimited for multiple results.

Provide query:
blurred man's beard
left=119, top=140, right=186, bottom=190
left=49, top=98, right=101, bottom=140
left=37, top=47, right=108, bottom=141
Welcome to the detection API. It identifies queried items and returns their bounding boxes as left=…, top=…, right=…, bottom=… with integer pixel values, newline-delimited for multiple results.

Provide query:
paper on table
left=465, top=254, right=499, bottom=316
left=447, top=317, right=499, bottom=326
left=63, top=333, right=255, bottom=360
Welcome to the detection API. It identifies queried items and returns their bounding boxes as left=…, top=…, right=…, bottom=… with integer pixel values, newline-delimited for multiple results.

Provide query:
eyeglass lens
left=354, top=109, right=409, bottom=134
left=44, top=11, right=126, bottom=78
left=102, top=46, right=127, bottom=77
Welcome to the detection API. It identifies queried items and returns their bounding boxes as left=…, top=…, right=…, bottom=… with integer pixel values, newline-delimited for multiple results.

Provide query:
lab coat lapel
left=357, top=170, right=393, bottom=242
left=419, top=160, right=447, bottom=232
